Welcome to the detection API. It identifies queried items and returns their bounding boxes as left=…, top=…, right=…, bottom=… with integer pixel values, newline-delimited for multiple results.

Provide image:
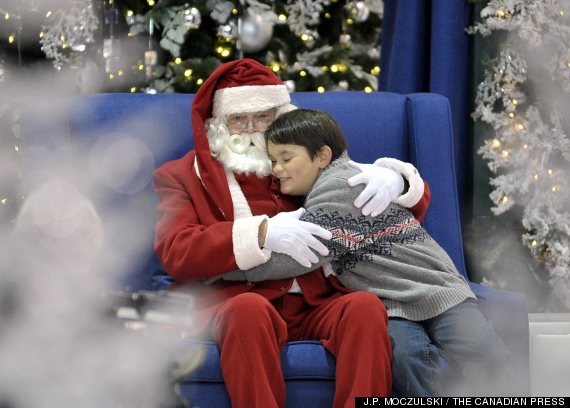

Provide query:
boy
left=224, top=109, right=516, bottom=396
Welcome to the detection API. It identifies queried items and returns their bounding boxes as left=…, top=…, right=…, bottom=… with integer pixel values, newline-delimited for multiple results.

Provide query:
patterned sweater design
left=224, top=154, right=474, bottom=321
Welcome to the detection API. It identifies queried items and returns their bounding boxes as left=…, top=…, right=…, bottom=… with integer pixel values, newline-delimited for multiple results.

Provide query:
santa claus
left=153, top=59, right=429, bottom=407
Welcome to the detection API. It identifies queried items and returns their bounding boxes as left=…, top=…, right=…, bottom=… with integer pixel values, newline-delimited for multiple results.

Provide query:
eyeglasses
left=226, top=108, right=277, bottom=133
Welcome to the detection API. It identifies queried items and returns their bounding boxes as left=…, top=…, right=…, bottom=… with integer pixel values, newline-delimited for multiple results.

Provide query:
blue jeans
left=388, top=299, right=516, bottom=396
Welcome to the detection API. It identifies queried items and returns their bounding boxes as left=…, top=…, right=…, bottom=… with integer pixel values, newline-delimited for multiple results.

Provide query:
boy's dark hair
left=265, top=109, right=348, bottom=161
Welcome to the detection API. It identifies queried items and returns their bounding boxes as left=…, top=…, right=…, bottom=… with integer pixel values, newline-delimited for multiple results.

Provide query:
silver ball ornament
left=284, top=80, right=296, bottom=93
left=345, top=1, right=370, bottom=23
left=240, top=11, right=274, bottom=53
left=339, top=33, right=352, bottom=45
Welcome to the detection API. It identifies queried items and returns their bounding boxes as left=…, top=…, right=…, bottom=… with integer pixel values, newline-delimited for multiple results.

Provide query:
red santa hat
left=191, top=59, right=290, bottom=221
left=212, top=64, right=290, bottom=117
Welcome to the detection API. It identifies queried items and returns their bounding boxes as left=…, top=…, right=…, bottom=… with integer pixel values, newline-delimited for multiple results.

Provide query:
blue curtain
left=379, top=0, right=472, bottom=208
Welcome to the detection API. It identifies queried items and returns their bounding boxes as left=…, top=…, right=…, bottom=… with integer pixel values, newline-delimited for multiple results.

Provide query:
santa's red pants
left=208, top=291, right=392, bottom=408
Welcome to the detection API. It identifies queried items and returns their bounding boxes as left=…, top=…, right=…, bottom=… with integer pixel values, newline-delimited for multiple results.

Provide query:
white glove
left=264, top=208, right=332, bottom=268
left=347, top=160, right=405, bottom=217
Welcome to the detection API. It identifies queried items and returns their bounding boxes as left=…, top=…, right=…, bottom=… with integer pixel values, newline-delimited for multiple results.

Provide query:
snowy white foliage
left=40, top=0, right=98, bottom=70
left=471, top=0, right=570, bottom=307
left=284, top=0, right=329, bottom=38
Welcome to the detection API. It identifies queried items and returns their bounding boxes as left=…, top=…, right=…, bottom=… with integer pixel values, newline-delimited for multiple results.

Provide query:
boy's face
left=267, top=142, right=327, bottom=196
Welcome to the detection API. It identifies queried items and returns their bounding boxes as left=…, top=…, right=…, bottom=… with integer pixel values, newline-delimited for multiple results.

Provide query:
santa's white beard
left=206, top=121, right=272, bottom=177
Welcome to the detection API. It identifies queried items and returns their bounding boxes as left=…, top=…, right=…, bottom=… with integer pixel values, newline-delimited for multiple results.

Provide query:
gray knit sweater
left=224, top=153, right=475, bottom=321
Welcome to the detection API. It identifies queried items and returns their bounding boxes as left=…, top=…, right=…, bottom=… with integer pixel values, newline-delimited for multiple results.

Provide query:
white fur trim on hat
left=375, top=158, right=425, bottom=208
left=213, top=84, right=291, bottom=117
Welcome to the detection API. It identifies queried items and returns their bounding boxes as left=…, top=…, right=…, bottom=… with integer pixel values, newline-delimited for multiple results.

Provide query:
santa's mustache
left=205, top=119, right=271, bottom=176
left=206, top=121, right=265, bottom=156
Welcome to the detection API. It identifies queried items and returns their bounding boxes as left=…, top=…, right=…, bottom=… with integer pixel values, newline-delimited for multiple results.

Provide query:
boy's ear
left=316, top=146, right=333, bottom=169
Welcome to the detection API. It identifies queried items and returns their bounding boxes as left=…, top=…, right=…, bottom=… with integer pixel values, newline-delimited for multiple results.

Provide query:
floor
left=528, top=313, right=570, bottom=396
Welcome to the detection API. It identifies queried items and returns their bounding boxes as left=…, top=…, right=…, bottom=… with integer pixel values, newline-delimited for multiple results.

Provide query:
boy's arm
left=223, top=174, right=363, bottom=282
left=222, top=250, right=327, bottom=282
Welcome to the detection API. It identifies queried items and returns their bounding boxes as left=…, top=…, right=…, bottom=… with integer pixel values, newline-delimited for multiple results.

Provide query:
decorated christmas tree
left=0, top=0, right=383, bottom=94
left=469, top=0, right=570, bottom=310
left=101, top=0, right=383, bottom=93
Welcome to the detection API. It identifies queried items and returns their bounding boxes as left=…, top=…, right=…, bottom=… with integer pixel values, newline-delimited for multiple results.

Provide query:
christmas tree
left=105, top=0, right=383, bottom=94
left=1, top=0, right=383, bottom=94
left=469, top=0, right=570, bottom=310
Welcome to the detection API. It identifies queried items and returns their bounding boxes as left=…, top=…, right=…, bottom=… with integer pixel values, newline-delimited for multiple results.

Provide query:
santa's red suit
left=154, top=59, right=430, bottom=408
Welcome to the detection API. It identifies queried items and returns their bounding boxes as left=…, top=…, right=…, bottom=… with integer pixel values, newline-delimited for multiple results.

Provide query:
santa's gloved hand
left=263, top=208, right=332, bottom=268
left=347, top=160, right=405, bottom=217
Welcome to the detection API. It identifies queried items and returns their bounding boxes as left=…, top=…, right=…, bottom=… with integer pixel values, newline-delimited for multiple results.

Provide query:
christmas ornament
left=103, top=38, right=121, bottom=74
left=284, top=80, right=296, bottom=92
left=183, top=6, right=201, bottom=30
left=339, top=33, right=352, bottom=45
left=239, top=10, right=274, bottom=53
left=338, top=80, right=349, bottom=90
left=218, top=21, right=238, bottom=41
left=144, top=50, right=158, bottom=81
left=345, top=1, right=370, bottom=23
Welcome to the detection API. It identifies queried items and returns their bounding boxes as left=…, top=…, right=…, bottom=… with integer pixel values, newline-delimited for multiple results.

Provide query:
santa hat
left=191, top=59, right=290, bottom=221
left=212, top=64, right=290, bottom=117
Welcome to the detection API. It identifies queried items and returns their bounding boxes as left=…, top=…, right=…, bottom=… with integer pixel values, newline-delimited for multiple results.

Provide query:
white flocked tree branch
left=469, top=0, right=570, bottom=308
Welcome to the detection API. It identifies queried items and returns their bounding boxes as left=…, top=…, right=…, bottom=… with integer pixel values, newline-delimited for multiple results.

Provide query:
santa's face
left=206, top=111, right=275, bottom=177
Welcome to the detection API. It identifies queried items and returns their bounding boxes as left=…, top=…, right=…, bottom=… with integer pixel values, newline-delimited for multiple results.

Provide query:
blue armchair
left=20, top=91, right=529, bottom=404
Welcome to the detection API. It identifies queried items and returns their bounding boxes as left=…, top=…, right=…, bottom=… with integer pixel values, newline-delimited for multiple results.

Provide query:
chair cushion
left=185, top=340, right=336, bottom=383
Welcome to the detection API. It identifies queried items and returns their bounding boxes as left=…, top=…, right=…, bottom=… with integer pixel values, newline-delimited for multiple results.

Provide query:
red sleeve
left=153, top=160, right=239, bottom=282
left=409, top=181, right=431, bottom=223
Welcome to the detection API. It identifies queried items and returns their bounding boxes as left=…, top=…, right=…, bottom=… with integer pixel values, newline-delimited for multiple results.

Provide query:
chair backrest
left=18, top=91, right=466, bottom=290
